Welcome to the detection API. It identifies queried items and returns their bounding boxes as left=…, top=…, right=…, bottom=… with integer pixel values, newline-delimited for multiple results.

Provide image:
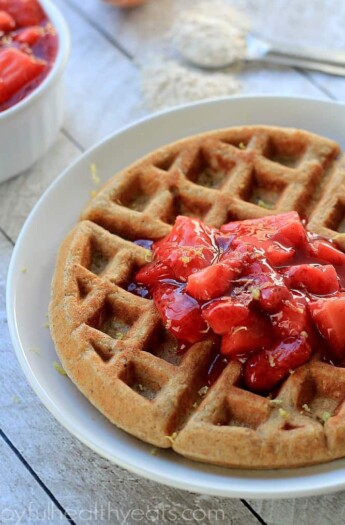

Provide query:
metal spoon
left=180, top=32, right=345, bottom=76
left=243, top=34, right=345, bottom=76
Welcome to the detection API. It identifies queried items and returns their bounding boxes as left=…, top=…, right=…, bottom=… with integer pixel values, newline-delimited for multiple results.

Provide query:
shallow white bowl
left=6, top=95, right=345, bottom=499
left=0, top=0, right=70, bottom=182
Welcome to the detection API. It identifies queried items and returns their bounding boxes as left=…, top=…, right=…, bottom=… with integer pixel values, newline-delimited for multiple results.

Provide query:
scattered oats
left=89, top=190, right=97, bottom=198
left=171, top=3, right=249, bottom=68
left=198, top=386, right=209, bottom=397
left=53, top=361, right=67, bottom=376
left=141, top=58, right=241, bottom=112
left=150, top=447, right=158, bottom=456
left=192, top=401, right=198, bottom=409
left=165, top=319, right=172, bottom=330
left=269, top=398, right=282, bottom=407
left=278, top=408, right=289, bottom=419
left=90, top=163, right=100, bottom=185
left=165, top=432, right=178, bottom=445
left=29, top=347, right=40, bottom=355
left=20, top=267, right=27, bottom=274
left=181, top=255, right=191, bottom=264
left=137, top=383, right=145, bottom=392
left=115, top=332, right=124, bottom=340
left=301, top=331, right=308, bottom=339
left=238, top=142, right=246, bottom=150
left=289, top=369, right=295, bottom=375
left=302, top=403, right=311, bottom=413
left=320, top=411, right=331, bottom=423
left=144, top=252, right=152, bottom=263
left=268, top=353, right=275, bottom=368
left=11, top=395, right=21, bottom=404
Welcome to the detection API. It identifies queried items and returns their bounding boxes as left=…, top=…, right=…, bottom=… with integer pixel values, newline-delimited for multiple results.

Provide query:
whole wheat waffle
left=50, top=125, right=345, bottom=469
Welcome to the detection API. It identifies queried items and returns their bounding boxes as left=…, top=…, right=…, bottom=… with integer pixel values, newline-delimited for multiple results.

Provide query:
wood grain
left=1, top=0, right=345, bottom=523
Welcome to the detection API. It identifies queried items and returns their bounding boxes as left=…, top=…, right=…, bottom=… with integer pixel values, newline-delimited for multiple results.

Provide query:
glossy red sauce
left=0, top=0, right=58, bottom=112
left=128, top=213, right=345, bottom=393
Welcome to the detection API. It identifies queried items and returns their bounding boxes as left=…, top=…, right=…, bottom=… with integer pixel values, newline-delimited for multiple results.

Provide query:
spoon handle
left=257, top=54, right=345, bottom=77
left=265, top=40, right=345, bottom=67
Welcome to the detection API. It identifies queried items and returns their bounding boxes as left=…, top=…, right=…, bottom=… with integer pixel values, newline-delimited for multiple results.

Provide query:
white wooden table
left=1, top=1, right=345, bottom=523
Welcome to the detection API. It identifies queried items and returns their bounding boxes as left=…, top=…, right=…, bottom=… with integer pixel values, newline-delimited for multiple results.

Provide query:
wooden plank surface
left=0, top=233, right=258, bottom=524
left=1, top=0, right=345, bottom=523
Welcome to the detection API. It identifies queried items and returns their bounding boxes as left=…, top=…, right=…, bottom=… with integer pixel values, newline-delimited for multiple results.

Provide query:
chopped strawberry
left=153, top=242, right=214, bottom=282
left=272, top=216, right=307, bottom=248
left=154, top=215, right=217, bottom=251
left=186, top=246, right=250, bottom=301
left=222, top=212, right=302, bottom=266
left=134, top=212, right=345, bottom=392
left=202, top=299, right=249, bottom=334
left=221, top=211, right=306, bottom=249
left=0, top=9, right=15, bottom=31
left=265, top=243, right=295, bottom=266
left=0, top=0, right=45, bottom=27
left=15, top=25, right=43, bottom=46
left=244, top=336, right=311, bottom=392
left=259, top=282, right=291, bottom=311
left=185, top=262, right=235, bottom=301
left=308, top=238, right=345, bottom=267
left=134, top=261, right=172, bottom=288
left=232, top=237, right=295, bottom=266
left=221, top=312, right=272, bottom=356
left=153, top=216, right=218, bottom=281
left=242, top=260, right=291, bottom=312
left=153, top=284, right=208, bottom=343
left=0, top=47, right=46, bottom=105
left=309, top=296, right=345, bottom=358
left=270, top=297, right=308, bottom=338
left=283, top=264, right=339, bottom=295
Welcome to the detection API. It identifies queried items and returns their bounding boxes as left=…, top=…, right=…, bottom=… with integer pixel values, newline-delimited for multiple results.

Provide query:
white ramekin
left=0, top=0, right=70, bottom=183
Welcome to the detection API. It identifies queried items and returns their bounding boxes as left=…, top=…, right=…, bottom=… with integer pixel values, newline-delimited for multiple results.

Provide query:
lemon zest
left=29, top=347, right=40, bottom=355
left=90, top=163, right=100, bottom=185
left=165, top=432, right=178, bottom=445
left=278, top=408, right=289, bottom=419
left=320, top=411, right=331, bottom=423
left=53, top=361, right=67, bottom=376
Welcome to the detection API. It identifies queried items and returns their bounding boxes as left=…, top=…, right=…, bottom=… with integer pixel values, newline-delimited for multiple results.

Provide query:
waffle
left=50, top=125, right=345, bottom=469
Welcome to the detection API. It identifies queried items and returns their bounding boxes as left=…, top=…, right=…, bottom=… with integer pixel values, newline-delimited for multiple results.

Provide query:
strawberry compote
left=0, top=0, right=58, bottom=111
left=134, top=212, right=345, bottom=393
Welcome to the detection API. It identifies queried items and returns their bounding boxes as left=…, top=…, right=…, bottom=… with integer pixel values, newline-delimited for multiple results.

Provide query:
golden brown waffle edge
left=50, top=125, right=345, bottom=469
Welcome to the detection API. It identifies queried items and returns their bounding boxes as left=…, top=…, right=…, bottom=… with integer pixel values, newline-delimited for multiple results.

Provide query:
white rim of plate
left=6, top=95, right=345, bottom=499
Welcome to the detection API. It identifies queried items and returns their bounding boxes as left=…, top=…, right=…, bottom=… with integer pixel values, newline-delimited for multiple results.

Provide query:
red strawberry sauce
left=0, top=0, right=58, bottom=111
left=130, top=212, right=345, bottom=393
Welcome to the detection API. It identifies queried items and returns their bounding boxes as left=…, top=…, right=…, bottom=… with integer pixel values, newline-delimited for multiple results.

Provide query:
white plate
left=7, top=95, right=345, bottom=499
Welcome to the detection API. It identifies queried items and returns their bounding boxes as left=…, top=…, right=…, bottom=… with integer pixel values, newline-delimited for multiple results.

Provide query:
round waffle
left=50, top=125, right=345, bottom=469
